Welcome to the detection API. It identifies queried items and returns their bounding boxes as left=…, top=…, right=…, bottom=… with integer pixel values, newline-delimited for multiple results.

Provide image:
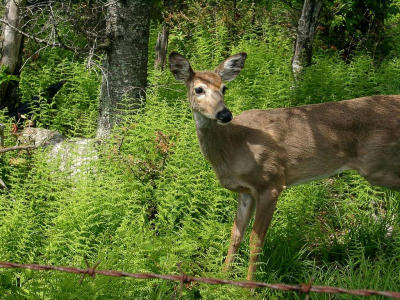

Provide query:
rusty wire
left=1, top=260, right=400, bottom=298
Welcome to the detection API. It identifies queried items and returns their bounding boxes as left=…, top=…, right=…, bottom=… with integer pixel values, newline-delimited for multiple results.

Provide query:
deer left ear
left=169, top=52, right=194, bottom=82
left=215, top=52, right=247, bottom=82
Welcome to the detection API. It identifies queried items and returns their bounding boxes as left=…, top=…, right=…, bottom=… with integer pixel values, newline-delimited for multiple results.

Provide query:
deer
left=168, top=51, right=400, bottom=281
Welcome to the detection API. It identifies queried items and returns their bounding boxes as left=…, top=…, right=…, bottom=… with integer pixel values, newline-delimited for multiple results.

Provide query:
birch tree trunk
left=291, top=0, right=322, bottom=79
left=97, top=0, right=150, bottom=138
left=0, top=0, right=25, bottom=107
left=154, top=24, right=168, bottom=70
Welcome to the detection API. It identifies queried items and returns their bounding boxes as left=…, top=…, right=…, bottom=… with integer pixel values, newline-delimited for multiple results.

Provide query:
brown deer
left=168, top=51, right=400, bottom=280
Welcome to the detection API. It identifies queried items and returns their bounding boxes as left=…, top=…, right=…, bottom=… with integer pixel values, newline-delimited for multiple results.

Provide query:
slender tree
left=154, top=23, right=168, bottom=70
left=0, top=0, right=25, bottom=107
left=291, top=0, right=322, bottom=78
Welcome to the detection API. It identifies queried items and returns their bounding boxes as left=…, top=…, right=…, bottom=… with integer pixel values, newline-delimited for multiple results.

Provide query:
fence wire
left=1, top=260, right=400, bottom=298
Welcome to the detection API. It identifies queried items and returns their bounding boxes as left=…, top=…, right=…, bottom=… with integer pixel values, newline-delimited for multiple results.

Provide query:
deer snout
left=216, top=108, right=233, bottom=124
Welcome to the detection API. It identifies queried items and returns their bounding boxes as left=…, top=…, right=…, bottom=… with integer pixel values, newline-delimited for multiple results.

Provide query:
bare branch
left=49, top=3, right=64, bottom=48
left=19, top=44, right=49, bottom=71
left=0, top=18, right=80, bottom=53
left=0, top=145, right=37, bottom=154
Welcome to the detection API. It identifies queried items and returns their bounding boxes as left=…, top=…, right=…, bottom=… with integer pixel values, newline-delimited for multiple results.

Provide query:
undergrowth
left=1, top=17, right=400, bottom=300
left=18, top=48, right=100, bottom=138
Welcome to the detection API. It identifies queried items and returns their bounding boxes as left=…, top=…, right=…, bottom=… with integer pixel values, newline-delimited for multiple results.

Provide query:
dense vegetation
left=1, top=1, right=400, bottom=299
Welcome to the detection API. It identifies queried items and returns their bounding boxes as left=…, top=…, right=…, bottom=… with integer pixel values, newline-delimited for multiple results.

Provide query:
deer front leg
left=223, top=193, right=255, bottom=272
left=247, top=188, right=280, bottom=281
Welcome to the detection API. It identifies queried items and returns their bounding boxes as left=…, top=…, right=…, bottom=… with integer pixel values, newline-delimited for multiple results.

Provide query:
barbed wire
left=1, top=260, right=400, bottom=298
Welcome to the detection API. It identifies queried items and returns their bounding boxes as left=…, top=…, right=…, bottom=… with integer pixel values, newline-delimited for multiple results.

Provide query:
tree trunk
left=97, top=0, right=151, bottom=138
left=154, top=24, right=169, bottom=70
left=291, top=0, right=322, bottom=79
left=0, top=0, right=25, bottom=107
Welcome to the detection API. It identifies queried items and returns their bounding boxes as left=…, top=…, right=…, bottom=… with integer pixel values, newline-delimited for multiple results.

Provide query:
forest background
left=1, top=0, right=400, bottom=299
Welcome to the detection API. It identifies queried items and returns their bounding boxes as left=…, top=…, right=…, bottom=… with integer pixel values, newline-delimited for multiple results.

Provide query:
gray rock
left=18, top=127, right=98, bottom=176
left=17, top=127, right=65, bottom=147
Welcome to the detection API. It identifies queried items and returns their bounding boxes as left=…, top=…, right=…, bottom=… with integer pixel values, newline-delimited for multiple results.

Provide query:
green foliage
left=1, top=3, right=400, bottom=299
left=318, top=0, right=400, bottom=59
left=18, top=48, right=100, bottom=138
left=0, top=66, right=19, bottom=85
left=293, top=53, right=400, bottom=105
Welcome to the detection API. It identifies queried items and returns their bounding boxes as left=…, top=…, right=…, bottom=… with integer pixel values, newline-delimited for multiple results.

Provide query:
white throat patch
left=194, top=112, right=212, bottom=129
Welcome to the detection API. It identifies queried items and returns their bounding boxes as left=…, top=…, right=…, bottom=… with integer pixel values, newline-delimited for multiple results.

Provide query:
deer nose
left=216, top=108, right=233, bottom=123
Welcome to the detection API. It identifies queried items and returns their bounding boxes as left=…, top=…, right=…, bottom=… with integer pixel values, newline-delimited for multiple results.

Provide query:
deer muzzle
left=216, top=108, right=233, bottom=124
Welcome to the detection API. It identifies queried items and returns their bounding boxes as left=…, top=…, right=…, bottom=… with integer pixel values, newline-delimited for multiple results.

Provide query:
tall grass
left=1, top=18, right=400, bottom=300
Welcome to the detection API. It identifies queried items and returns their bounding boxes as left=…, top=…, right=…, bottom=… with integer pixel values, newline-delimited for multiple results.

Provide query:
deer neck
left=193, top=112, right=231, bottom=169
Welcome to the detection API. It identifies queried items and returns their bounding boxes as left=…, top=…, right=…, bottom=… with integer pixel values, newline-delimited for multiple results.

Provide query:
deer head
left=169, top=52, right=247, bottom=124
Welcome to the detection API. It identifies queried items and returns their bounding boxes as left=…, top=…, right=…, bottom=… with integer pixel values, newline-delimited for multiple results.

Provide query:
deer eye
left=222, top=86, right=228, bottom=94
left=195, top=87, right=204, bottom=94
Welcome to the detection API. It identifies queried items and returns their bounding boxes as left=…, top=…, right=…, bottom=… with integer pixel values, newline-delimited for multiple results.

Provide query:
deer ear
left=215, top=52, right=247, bottom=82
left=169, top=52, right=194, bottom=82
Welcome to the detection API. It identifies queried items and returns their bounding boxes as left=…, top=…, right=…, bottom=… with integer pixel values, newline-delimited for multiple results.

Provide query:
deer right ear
left=215, top=52, right=247, bottom=82
left=169, top=52, right=194, bottom=82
